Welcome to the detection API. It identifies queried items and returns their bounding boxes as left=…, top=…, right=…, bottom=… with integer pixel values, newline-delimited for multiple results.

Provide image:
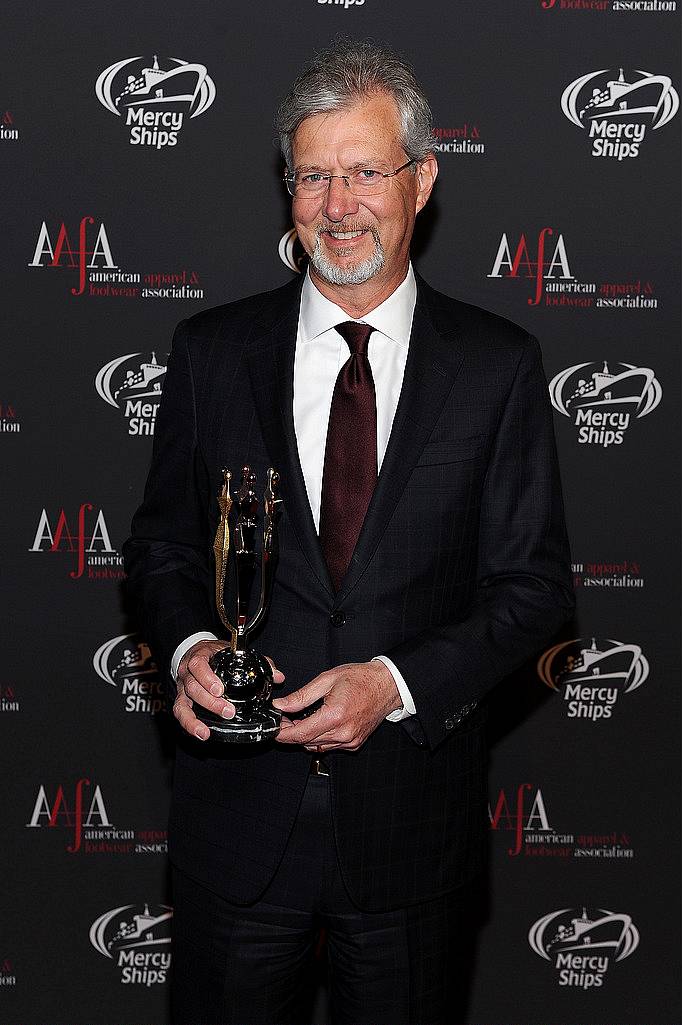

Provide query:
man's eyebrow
left=345, top=159, right=389, bottom=171
left=294, top=159, right=388, bottom=173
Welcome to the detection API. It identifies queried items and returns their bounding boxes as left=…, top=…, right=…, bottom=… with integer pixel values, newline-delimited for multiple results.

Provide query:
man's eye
left=357, top=168, right=380, bottom=180
left=300, top=173, right=326, bottom=184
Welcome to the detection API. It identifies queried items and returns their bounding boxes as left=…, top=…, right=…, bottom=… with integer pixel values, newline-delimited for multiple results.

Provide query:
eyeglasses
left=284, top=159, right=416, bottom=198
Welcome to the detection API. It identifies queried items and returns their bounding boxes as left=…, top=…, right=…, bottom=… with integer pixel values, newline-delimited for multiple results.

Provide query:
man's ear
left=415, top=156, right=438, bottom=214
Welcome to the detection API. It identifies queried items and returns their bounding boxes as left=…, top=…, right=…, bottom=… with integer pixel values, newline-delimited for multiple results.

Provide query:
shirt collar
left=299, top=264, right=416, bottom=348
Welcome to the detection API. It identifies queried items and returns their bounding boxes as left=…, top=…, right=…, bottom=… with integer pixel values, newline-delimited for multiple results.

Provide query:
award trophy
left=196, top=465, right=283, bottom=743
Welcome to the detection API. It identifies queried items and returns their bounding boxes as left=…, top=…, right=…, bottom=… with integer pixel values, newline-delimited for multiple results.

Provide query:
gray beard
left=310, top=230, right=385, bottom=286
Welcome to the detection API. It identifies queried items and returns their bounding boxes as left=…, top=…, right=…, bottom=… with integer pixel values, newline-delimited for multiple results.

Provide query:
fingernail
left=194, top=726, right=208, bottom=740
left=221, top=704, right=235, bottom=719
left=210, top=683, right=223, bottom=697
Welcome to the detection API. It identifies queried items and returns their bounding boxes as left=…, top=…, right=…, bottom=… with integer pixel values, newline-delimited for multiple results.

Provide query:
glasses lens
left=349, top=169, right=388, bottom=196
left=296, top=172, right=329, bottom=196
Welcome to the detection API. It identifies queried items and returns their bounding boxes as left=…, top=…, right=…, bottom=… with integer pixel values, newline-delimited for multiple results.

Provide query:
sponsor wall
left=2, top=3, right=679, bottom=1024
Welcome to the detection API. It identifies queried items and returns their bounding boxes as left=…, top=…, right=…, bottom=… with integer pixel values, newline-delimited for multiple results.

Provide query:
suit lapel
left=335, top=280, right=465, bottom=602
left=246, top=278, right=335, bottom=597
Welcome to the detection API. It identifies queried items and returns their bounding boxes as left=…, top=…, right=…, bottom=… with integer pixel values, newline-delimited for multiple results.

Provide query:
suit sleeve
left=383, top=336, right=575, bottom=750
left=122, top=320, right=215, bottom=704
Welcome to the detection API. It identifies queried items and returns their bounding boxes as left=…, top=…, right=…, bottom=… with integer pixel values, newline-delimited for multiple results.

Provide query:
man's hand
left=174, top=639, right=285, bottom=741
left=272, top=661, right=402, bottom=753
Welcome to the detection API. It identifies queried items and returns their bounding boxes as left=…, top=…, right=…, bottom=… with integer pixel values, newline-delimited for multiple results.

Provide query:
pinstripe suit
left=124, top=272, right=574, bottom=914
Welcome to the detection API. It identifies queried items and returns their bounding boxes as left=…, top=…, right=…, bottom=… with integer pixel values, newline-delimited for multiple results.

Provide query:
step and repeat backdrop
left=2, top=2, right=680, bottom=1024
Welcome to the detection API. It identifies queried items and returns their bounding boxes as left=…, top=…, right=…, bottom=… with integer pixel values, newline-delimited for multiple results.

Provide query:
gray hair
left=275, top=39, right=435, bottom=172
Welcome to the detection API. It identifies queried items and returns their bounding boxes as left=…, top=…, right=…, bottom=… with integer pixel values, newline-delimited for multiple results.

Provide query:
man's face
left=290, top=92, right=436, bottom=290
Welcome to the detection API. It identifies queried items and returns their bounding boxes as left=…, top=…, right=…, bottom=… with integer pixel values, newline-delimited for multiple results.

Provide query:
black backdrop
left=2, top=2, right=680, bottom=1023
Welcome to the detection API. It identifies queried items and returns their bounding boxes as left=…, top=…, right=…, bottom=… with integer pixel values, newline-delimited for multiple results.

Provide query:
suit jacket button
left=331, top=611, right=346, bottom=627
left=444, top=717, right=455, bottom=730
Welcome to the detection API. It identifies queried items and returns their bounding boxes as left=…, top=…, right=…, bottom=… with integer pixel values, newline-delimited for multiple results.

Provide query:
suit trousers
left=170, top=772, right=473, bottom=1025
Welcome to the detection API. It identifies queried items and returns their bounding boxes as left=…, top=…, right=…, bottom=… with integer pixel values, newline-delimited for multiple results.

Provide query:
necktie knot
left=335, top=321, right=373, bottom=356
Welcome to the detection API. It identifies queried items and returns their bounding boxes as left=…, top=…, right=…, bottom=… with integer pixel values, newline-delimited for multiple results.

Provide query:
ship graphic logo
left=96, top=55, right=215, bottom=119
left=93, top=633, right=162, bottom=714
left=538, top=637, right=649, bottom=694
left=549, top=361, right=661, bottom=446
left=95, top=352, right=167, bottom=408
left=529, top=907, right=639, bottom=964
left=550, top=362, right=661, bottom=420
left=93, top=633, right=158, bottom=688
left=95, top=352, right=167, bottom=437
left=95, top=55, right=215, bottom=148
left=90, top=902, right=172, bottom=959
left=562, top=68, right=678, bottom=132
left=278, top=229, right=307, bottom=274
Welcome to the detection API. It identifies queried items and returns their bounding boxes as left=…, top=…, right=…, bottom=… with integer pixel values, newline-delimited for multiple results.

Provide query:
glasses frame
left=284, top=159, right=417, bottom=198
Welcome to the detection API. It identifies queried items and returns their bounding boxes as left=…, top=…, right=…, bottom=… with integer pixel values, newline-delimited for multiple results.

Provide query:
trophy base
left=198, top=707, right=282, bottom=744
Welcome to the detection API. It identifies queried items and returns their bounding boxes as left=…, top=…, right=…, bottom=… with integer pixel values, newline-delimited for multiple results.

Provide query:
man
left=124, top=40, right=574, bottom=1025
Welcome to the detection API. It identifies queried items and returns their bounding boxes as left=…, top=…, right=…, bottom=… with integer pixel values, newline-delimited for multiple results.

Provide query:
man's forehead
left=291, top=93, right=402, bottom=162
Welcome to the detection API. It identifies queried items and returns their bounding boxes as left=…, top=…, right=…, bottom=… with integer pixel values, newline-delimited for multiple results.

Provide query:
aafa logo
left=95, top=352, right=166, bottom=436
left=26, top=779, right=111, bottom=853
left=538, top=636, right=649, bottom=720
left=29, top=504, right=124, bottom=581
left=488, top=228, right=573, bottom=305
left=549, top=361, right=661, bottom=446
left=93, top=634, right=162, bottom=714
left=529, top=907, right=639, bottom=988
left=90, top=903, right=172, bottom=985
left=29, top=218, right=116, bottom=296
left=489, top=783, right=552, bottom=856
left=562, top=68, right=678, bottom=158
left=96, top=55, right=215, bottom=149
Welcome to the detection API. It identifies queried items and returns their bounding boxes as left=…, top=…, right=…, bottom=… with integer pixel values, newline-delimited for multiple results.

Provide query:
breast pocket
left=407, top=434, right=491, bottom=490
left=416, top=434, right=490, bottom=466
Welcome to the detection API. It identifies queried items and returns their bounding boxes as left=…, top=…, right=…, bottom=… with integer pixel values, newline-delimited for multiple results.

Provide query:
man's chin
left=310, top=243, right=385, bottom=287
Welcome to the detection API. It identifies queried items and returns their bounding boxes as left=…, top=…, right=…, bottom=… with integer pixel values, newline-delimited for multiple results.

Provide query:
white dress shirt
left=171, top=266, right=418, bottom=721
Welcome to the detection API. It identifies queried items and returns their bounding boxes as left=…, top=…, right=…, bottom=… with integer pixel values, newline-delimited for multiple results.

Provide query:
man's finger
left=276, top=704, right=342, bottom=746
left=173, top=691, right=211, bottom=741
left=264, top=656, right=286, bottom=685
left=272, top=676, right=330, bottom=715
left=183, top=675, right=235, bottom=719
left=182, top=653, right=225, bottom=697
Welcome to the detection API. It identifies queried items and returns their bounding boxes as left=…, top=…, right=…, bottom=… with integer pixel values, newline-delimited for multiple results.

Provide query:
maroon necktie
left=319, top=322, right=377, bottom=592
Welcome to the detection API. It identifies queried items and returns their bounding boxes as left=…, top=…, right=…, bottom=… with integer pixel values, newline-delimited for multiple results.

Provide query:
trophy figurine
left=196, top=465, right=283, bottom=743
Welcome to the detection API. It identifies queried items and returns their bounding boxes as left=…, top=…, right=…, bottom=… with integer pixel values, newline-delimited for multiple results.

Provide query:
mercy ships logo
left=278, top=229, right=307, bottom=273
left=90, top=903, right=172, bottom=985
left=95, top=352, right=166, bottom=436
left=93, top=634, right=162, bottom=714
left=95, top=55, right=216, bottom=148
left=538, top=637, right=649, bottom=720
left=529, top=907, right=639, bottom=989
left=562, top=68, right=678, bottom=158
left=549, top=361, right=661, bottom=446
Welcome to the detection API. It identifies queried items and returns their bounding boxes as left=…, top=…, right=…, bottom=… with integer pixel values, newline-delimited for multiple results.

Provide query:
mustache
left=316, top=223, right=380, bottom=239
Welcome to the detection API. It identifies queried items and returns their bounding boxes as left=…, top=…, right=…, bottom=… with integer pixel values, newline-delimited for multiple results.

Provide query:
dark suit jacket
left=123, top=273, right=574, bottom=912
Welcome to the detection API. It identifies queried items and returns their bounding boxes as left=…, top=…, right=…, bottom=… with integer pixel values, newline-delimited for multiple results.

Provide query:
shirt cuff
left=170, top=632, right=219, bottom=681
left=372, top=655, right=416, bottom=721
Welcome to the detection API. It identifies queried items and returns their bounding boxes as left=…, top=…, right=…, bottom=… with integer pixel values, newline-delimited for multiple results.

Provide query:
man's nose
left=322, top=176, right=360, bottom=222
